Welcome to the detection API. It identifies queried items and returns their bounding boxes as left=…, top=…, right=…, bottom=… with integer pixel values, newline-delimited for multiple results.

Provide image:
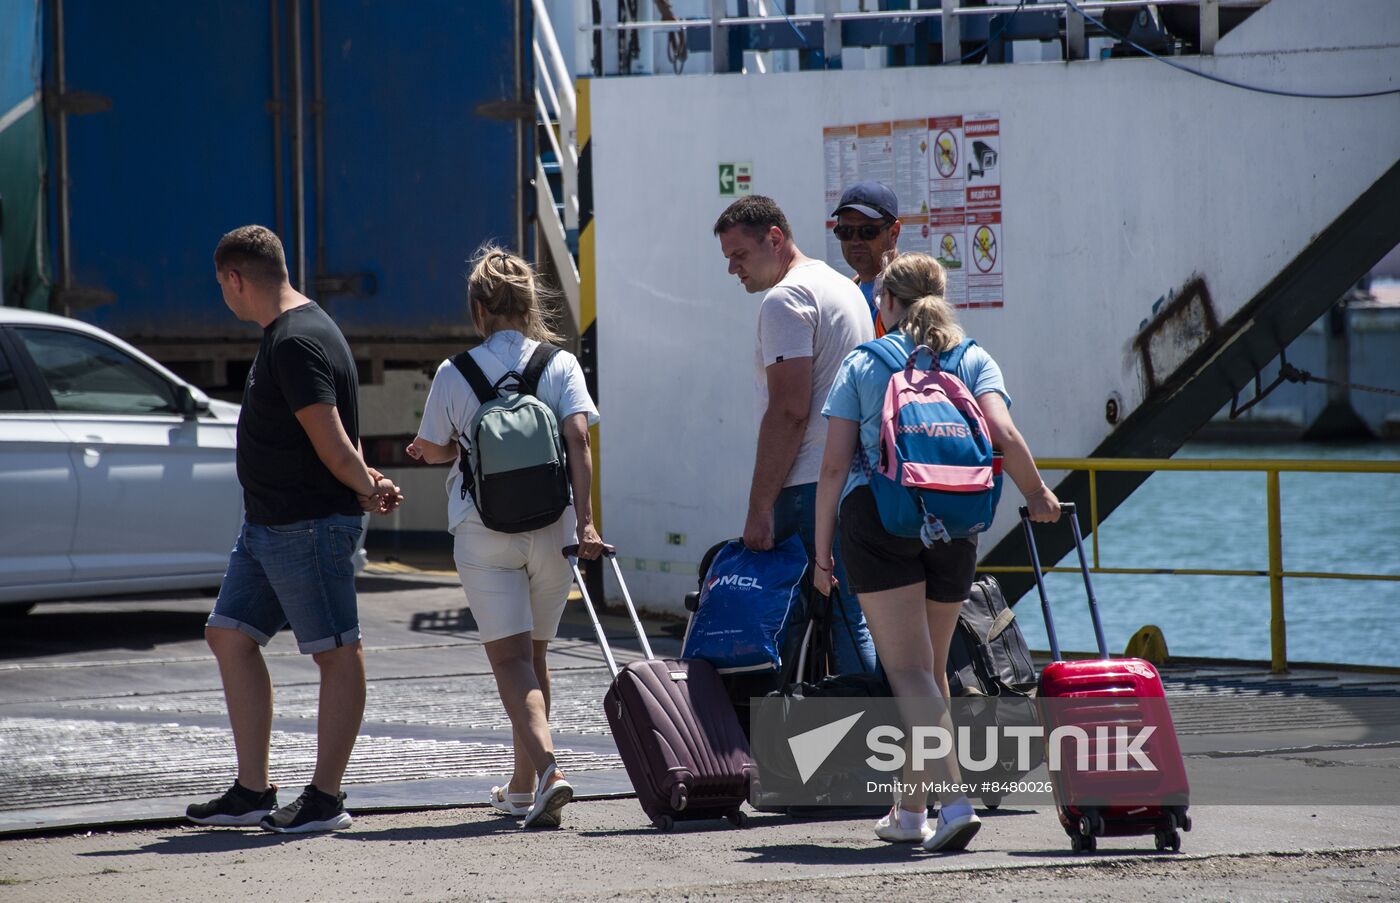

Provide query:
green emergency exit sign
left=718, top=162, right=752, bottom=197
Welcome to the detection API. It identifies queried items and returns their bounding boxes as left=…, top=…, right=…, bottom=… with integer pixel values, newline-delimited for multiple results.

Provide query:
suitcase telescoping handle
left=1018, top=502, right=1110, bottom=663
left=563, top=544, right=655, bottom=678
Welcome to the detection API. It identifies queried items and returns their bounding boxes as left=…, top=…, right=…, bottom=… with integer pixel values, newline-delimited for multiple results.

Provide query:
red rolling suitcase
left=565, top=544, right=754, bottom=832
left=1021, top=504, right=1191, bottom=854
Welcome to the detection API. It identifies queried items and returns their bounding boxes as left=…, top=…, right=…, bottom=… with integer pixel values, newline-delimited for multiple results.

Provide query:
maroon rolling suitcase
left=565, top=544, right=754, bottom=831
left=1021, top=504, right=1192, bottom=854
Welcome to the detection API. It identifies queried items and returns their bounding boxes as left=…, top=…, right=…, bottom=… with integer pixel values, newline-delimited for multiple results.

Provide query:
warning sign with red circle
left=933, top=130, right=958, bottom=178
left=971, top=224, right=998, bottom=272
left=965, top=208, right=1002, bottom=307
left=823, top=111, right=1003, bottom=307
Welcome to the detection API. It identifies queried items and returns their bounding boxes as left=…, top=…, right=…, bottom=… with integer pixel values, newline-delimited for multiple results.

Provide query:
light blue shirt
left=821, top=331, right=1010, bottom=502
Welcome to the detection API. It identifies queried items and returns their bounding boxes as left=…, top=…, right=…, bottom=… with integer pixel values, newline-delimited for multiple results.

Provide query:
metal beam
left=1065, top=3, right=1087, bottom=59
left=1200, top=0, right=1220, bottom=54
left=290, top=0, right=306, bottom=291
left=48, top=0, right=71, bottom=309
left=941, top=0, right=961, bottom=63
left=710, top=0, right=730, bottom=74
left=822, top=0, right=840, bottom=68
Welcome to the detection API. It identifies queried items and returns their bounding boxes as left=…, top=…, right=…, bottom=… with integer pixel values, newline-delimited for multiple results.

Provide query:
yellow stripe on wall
left=576, top=78, right=601, bottom=531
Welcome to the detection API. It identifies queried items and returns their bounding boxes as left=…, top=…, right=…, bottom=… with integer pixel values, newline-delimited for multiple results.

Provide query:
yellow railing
left=979, top=457, right=1400, bottom=674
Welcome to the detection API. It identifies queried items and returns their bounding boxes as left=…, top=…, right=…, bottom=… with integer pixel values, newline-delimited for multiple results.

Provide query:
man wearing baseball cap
left=831, top=181, right=901, bottom=338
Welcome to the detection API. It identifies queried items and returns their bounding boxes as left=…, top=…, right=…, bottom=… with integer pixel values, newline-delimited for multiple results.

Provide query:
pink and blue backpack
left=860, top=335, right=1004, bottom=545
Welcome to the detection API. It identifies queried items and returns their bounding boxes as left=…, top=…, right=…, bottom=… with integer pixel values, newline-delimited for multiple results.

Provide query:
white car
left=0, top=308, right=365, bottom=615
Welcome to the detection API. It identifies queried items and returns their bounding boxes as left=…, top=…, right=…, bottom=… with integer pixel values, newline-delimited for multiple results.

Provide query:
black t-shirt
left=237, top=302, right=362, bottom=524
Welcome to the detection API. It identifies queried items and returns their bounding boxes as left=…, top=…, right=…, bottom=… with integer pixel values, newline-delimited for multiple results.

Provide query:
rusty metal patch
left=1133, top=276, right=1220, bottom=396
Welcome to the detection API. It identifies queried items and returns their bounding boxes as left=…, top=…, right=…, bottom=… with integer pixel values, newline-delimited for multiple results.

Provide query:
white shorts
left=452, top=507, right=577, bottom=644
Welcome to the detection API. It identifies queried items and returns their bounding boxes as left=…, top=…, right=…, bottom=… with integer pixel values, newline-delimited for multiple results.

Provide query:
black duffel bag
left=947, top=575, right=1039, bottom=698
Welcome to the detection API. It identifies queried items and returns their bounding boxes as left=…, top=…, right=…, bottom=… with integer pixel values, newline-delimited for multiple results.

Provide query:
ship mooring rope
left=1280, top=363, right=1400, bottom=398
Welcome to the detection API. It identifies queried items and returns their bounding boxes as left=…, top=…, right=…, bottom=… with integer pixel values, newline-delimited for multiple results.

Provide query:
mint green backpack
left=450, top=344, right=571, bottom=533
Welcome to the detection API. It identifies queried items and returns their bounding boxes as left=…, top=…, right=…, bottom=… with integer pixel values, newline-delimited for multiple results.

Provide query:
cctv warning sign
left=960, top=115, right=1002, bottom=308
left=822, top=112, right=1003, bottom=308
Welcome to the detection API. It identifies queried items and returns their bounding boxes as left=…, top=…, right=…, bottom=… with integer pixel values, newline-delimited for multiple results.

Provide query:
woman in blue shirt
left=813, top=252, right=1060, bottom=851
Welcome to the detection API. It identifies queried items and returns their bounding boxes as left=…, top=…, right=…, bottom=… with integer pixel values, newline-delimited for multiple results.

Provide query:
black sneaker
left=186, top=781, right=278, bottom=827
left=259, top=784, right=352, bottom=834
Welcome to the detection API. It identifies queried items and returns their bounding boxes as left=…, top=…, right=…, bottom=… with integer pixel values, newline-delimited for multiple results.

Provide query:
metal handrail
left=531, top=0, right=578, bottom=230
left=534, top=39, right=564, bottom=134
left=584, top=0, right=1267, bottom=32
left=534, top=87, right=568, bottom=180
left=980, top=457, right=1400, bottom=673
left=534, top=0, right=575, bottom=113
left=571, top=0, right=1267, bottom=68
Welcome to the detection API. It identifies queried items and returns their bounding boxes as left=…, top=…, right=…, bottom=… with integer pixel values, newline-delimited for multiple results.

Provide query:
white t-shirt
left=417, top=330, right=599, bottom=532
left=754, top=259, right=875, bottom=488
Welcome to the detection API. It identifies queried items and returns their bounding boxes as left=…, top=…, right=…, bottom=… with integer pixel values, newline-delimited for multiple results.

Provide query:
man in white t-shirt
left=714, top=196, right=878, bottom=675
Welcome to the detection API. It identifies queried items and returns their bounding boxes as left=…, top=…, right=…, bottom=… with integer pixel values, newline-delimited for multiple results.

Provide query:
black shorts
left=838, top=485, right=978, bottom=603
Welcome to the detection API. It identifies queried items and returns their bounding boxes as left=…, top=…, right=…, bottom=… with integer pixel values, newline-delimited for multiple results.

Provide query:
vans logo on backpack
left=862, top=336, right=1004, bottom=546
left=897, top=421, right=971, bottom=439
left=707, top=574, right=764, bottom=591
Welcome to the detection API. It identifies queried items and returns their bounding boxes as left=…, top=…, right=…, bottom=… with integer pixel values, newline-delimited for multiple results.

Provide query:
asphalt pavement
left=2, top=561, right=1399, bottom=901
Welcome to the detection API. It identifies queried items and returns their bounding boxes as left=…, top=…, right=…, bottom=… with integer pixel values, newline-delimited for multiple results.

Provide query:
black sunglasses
left=833, top=222, right=891, bottom=241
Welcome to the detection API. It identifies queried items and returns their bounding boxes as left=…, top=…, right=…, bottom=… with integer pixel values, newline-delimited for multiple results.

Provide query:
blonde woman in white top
left=407, top=245, right=603, bottom=828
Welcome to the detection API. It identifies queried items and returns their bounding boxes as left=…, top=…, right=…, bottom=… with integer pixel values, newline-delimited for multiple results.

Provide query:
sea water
left=1014, top=441, right=1400, bottom=667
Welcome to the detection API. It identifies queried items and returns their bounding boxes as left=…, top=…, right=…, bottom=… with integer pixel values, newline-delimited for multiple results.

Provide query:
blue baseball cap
left=832, top=181, right=898, bottom=221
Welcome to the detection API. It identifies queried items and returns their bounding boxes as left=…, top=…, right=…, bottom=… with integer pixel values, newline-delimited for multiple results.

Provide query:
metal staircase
left=531, top=0, right=581, bottom=337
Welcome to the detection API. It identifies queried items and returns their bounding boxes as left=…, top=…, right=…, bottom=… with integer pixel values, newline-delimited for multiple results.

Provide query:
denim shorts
left=208, top=513, right=364, bottom=654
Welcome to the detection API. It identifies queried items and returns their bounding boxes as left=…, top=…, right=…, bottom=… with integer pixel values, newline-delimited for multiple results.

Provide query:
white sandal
left=522, top=763, right=573, bottom=829
left=488, top=785, right=533, bottom=817
left=874, top=806, right=934, bottom=843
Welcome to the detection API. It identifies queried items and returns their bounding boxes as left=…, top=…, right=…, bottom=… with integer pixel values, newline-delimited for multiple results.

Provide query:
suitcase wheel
left=1075, top=811, right=1106, bottom=837
left=1070, top=832, right=1096, bottom=854
left=725, top=809, right=748, bottom=828
left=654, top=815, right=675, bottom=832
left=1154, top=829, right=1181, bottom=853
left=981, top=793, right=1001, bottom=811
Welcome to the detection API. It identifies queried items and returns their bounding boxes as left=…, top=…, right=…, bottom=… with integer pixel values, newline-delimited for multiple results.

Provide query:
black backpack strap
left=520, top=343, right=560, bottom=395
left=448, top=351, right=491, bottom=503
left=450, top=350, right=496, bottom=405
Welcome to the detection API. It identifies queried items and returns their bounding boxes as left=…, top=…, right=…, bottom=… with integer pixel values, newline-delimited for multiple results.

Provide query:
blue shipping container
left=50, top=0, right=517, bottom=341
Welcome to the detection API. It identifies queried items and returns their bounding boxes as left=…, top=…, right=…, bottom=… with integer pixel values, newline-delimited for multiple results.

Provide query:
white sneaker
left=873, top=806, right=934, bottom=843
left=922, top=808, right=981, bottom=852
left=522, top=763, right=573, bottom=829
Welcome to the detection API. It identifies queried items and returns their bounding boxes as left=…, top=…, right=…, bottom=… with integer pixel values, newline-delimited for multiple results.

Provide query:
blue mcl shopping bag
left=681, top=534, right=808, bottom=674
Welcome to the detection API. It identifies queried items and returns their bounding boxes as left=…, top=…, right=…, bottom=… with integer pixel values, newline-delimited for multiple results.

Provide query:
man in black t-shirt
left=185, top=226, right=402, bottom=835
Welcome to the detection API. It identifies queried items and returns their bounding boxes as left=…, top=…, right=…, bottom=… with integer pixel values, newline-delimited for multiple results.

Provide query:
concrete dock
left=2, top=561, right=1398, bottom=901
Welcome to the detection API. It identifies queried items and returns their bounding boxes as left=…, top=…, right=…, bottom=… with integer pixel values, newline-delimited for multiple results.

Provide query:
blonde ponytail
left=880, top=252, right=963, bottom=352
left=466, top=243, right=565, bottom=344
